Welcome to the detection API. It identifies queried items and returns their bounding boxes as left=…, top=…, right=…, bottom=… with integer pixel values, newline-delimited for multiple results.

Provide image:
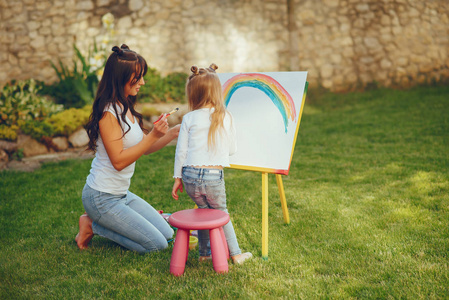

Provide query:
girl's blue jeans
left=82, top=184, right=174, bottom=253
left=182, top=166, right=242, bottom=257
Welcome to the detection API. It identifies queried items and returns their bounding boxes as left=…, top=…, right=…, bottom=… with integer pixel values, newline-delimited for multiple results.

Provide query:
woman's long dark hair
left=85, top=44, right=148, bottom=153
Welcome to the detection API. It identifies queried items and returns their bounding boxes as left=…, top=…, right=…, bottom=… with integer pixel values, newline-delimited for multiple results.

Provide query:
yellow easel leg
left=276, top=174, right=290, bottom=224
left=262, top=172, right=269, bottom=260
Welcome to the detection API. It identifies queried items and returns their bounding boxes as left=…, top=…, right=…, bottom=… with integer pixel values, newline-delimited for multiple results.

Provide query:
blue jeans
left=82, top=184, right=174, bottom=253
left=182, top=166, right=241, bottom=257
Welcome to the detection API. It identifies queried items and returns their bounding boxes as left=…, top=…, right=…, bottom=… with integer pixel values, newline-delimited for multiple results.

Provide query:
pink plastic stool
left=168, top=209, right=230, bottom=276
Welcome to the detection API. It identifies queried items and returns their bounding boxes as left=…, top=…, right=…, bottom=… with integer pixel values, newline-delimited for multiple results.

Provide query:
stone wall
left=1, top=0, right=448, bottom=91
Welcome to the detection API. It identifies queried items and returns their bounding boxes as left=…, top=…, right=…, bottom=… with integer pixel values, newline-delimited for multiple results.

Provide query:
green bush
left=19, top=120, right=54, bottom=141
left=45, top=106, right=91, bottom=136
left=0, top=103, right=90, bottom=143
left=165, top=72, right=188, bottom=102
left=0, top=79, right=63, bottom=126
left=139, top=68, right=187, bottom=103
left=0, top=125, right=19, bottom=141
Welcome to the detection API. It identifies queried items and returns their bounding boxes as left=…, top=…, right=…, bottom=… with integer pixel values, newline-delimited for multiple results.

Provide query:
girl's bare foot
left=75, top=213, right=94, bottom=250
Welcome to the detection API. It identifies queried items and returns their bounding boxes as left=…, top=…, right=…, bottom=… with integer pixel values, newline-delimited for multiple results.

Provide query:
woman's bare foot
left=75, top=213, right=94, bottom=250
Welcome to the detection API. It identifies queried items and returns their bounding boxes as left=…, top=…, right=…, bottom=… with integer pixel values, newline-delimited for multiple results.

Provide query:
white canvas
left=218, top=72, right=308, bottom=174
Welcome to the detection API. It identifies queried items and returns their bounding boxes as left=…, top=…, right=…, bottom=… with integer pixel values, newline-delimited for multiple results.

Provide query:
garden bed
left=0, top=102, right=187, bottom=172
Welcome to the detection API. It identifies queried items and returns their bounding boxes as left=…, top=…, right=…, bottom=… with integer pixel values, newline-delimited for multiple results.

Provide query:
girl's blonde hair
left=186, top=63, right=226, bottom=150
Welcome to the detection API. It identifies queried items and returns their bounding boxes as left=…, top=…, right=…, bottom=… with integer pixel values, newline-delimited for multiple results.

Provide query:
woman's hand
left=149, top=114, right=169, bottom=138
left=172, top=178, right=184, bottom=200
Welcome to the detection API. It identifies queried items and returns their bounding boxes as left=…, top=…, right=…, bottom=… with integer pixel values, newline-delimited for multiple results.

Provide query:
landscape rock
left=0, top=149, right=8, bottom=163
left=52, top=136, right=69, bottom=151
left=0, top=140, right=18, bottom=152
left=68, top=128, right=89, bottom=148
left=17, top=134, right=49, bottom=157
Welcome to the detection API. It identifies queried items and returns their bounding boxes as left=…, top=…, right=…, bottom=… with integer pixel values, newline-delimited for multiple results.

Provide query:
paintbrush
left=153, top=107, right=179, bottom=124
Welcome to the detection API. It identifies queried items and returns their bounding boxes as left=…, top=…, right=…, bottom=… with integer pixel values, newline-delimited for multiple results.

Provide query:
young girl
left=171, top=64, right=252, bottom=264
left=76, top=44, right=179, bottom=253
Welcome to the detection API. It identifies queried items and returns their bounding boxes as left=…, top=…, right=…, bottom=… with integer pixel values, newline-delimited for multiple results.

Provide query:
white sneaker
left=232, top=252, right=253, bottom=265
left=199, top=255, right=212, bottom=262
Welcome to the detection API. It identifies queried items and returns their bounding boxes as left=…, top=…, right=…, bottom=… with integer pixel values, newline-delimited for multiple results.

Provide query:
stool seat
left=168, top=208, right=230, bottom=276
left=169, top=209, right=230, bottom=230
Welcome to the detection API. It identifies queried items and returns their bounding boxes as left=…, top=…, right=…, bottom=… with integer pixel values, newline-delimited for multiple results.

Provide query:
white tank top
left=86, top=104, right=144, bottom=195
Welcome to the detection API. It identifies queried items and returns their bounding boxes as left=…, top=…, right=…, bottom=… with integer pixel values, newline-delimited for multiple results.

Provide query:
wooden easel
left=262, top=173, right=290, bottom=259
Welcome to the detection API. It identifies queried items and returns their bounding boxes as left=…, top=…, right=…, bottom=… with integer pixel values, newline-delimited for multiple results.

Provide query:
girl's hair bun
left=209, top=63, right=218, bottom=71
left=120, top=44, right=130, bottom=50
left=112, top=46, right=122, bottom=55
left=191, top=66, right=199, bottom=75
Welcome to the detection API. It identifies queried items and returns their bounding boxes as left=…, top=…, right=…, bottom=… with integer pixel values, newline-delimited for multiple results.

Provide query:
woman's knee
left=164, top=227, right=175, bottom=240
left=142, top=238, right=168, bottom=252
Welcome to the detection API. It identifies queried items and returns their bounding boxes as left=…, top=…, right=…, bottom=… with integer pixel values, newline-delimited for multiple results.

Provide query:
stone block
left=129, top=0, right=143, bottom=11
left=77, top=1, right=94, bottom=10
left=69, top=128, right=89, bottom=148
left=364, top=37, right=381, bottom=49
left=419, top=64, right=434, bottom=73
left=52, top=137, right=69, bottom=151
left=17, top=135, right=49, bottom=157
left=320, top=64, right=334, bottom=79
left=0, top=140, right=18, bottom=152
left=96, top=0, right=111, bottom=6
left=0, top=149, right=8, bottom=163
left=397, top=57, right=408, bottom=67
left=356, top=4, right=370, bottom=12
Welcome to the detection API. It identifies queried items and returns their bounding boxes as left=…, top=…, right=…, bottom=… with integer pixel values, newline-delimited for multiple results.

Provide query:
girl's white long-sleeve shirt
left=173, top=108, right=237, bottom=178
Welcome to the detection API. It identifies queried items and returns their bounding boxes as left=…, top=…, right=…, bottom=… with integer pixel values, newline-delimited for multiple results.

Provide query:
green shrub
left=11, top=148, right=24, bottom=161
left=42, top=44, right=103, bottom=109
left=139, top=68, right=187, bottom=103
left=0, top=125, right=19, bottom=141
left=45, top=106, right=91, bottom=136
left=19, top=120, right=54, bottom=141
left=0, top=79, right=63, bottom=126
left=164, top=72, right=188, bottom=102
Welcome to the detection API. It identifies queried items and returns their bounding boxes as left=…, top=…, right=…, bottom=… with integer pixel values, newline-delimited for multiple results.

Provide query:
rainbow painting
left=222, top=73, right=296, bottom=133
left=218, top=71, right=308, bottom=175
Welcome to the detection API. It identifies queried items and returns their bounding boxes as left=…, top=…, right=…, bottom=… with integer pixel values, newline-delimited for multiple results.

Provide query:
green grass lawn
left=1, top=85, right=448, bottom=299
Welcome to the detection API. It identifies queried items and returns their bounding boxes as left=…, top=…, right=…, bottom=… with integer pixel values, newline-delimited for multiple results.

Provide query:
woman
left=75, top=44, right=179, bottom=253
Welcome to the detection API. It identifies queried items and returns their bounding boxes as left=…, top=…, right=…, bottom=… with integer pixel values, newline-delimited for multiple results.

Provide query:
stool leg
left=219, top=227, right=229, bottom=260
left=170, top=229, right=190, bottom=276
left=209, top=228, right=229, bottom=274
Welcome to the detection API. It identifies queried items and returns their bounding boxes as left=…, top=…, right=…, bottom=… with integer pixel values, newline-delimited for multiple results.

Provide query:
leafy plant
left=19, top=120, right=54, bottom=141
left=0, top=79, right=63, bottom=127
left=139, top=68, right=187, bottom=103
left=10, top=148, right=24, bottom=161
left=45, top=106, right=91, bottom=136
left=0, top=125, right=19, bottom=141
left=42, top=43, right=103, bottom=109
